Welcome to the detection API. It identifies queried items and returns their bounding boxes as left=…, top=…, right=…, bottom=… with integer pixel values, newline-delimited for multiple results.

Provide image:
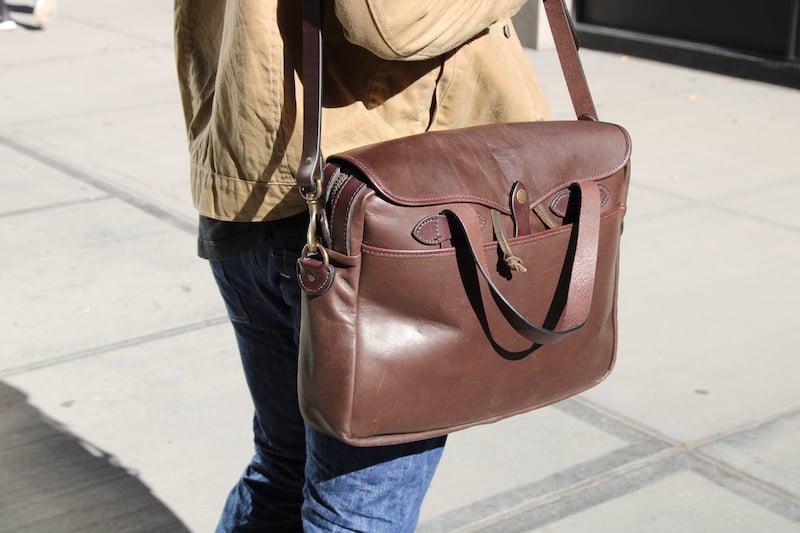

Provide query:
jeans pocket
left=210, top=259, right=250, bottom=324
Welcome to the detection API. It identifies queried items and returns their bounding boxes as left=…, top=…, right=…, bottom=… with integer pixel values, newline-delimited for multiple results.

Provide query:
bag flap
left=327, top=121, right=631, bottom=213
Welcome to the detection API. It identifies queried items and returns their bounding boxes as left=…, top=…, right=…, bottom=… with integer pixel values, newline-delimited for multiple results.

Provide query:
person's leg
left=210, top=217, right=310, bottom=532
left=303, top=429, right=446, bottom=532
left=211, top=213, right=447, bottom=532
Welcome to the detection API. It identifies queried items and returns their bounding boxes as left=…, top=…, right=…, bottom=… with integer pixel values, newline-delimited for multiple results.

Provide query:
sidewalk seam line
left=455, top=447, right=683, bottom=532
left=690, top=403, right=800, bottom=449
left=570, top=396, right=681, bottom=447
left=54, top=15, right=172, bottom=48
left=4, top=98, right=180, bottom=128
left=627, top=182, right=799, bottom=233
left=0, top=195, right=111, bottom=219
left=0, top=317, right=229, bottom=378
left=0, top=133, right=195, bottom=235
left=688, top=448, right=800, bottom=507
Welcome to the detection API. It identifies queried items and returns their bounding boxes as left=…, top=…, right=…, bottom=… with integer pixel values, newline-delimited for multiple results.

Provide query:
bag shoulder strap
left=297, top=0, right=325, bottom=197
left=296, top=0, right=598, bottom=194
left=542, top=0, right=597, bottom=121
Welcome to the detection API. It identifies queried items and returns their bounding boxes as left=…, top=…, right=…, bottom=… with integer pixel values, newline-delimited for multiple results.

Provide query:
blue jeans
left=209, top=214, right=446, bottom=532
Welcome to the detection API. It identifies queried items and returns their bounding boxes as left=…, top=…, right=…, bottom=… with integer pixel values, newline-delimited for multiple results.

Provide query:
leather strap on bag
left=443, top=180, right=601, bottom=345
left=295, top=0, right=598, bottom=194
left=297, top=0, right=324, bottom=197
left=542, top=0, right=597, bottom=121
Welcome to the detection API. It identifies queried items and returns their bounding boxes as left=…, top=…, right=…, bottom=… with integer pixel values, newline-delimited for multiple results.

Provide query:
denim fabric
left=209, top=215, right=446, bottom=532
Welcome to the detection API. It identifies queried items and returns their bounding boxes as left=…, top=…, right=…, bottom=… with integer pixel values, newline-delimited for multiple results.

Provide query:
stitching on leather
left=550, top=190, right=571, bottom=217
left=335, top=154, right=509, bottom=211
left=330, top=179, right=347, bottom=251
left=506, top=207, right=624, bottom=246
left=363, top=207, right=625, bottom=258
left=298, top=272, right=330, bottom=296
left=333, top=124, right=631, bottom=209
left=330, top=179, right=349, bottom=225
left=330, top=177, right=365, bottom=254
left=529, top=125, right=632, bottom=206
left=343, top=183, right=366, bottom=255
left=598, top=184, right=611, bottom=206
left=550, top=183, right=614, bottom=217
left=361, top=248, right=456, bottom=258
left=413, top=217, right=442, bottom=243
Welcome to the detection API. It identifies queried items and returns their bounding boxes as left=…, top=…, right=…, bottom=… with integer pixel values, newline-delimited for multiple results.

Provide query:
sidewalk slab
left=585, top=204, right=800, bottom=443
left=0, top=197, right=221, bottom=374
left=4, top=323, right=250, bottom=533
left=0, top=380, right=189, bottom=533
left=419, top=399, right=671, bottom=530
left=700, top=410, right=800, bottom=499
left=481, top=464, right=800, bottom=532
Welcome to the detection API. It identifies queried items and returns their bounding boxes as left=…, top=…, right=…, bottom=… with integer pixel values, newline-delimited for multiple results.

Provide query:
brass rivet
left=308, top=274, right=316, bottom=283
left=305, top=156, right=313, bottom=165
left=516, top=189, right=527, bottom=203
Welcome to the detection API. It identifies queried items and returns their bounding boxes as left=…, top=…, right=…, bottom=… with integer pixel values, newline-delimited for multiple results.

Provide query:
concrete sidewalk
left=2, top=1, right=799, bottom=531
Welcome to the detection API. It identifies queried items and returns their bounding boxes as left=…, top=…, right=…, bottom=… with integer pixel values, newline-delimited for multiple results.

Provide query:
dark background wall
left=574, top=0, right=800, bottom=88
left=516, top=0, right=800, bottom=88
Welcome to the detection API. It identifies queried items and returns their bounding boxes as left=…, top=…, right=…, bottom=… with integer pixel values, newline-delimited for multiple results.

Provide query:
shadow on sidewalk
left=0, top=381, right=190, bottom=533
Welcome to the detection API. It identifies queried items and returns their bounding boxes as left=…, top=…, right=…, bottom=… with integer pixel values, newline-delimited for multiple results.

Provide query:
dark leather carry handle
left=296, top=0, right=598, bottom=192
left=443, top=180, right=601, bottom=345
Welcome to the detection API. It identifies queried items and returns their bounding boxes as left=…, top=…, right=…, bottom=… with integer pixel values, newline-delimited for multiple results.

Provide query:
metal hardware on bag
left=516, top=189, right=528, bottom=204
left=301, top=242, right=329, bottom=265
left=301, top=175, right=330, bottom=265
left=297, top=253, right=336, bottom=297
left=327, top=169, right=349, bottom=203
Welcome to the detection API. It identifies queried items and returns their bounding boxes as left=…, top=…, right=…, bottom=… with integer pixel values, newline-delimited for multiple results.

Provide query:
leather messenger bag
left=296, top=0, right=631, bottom=446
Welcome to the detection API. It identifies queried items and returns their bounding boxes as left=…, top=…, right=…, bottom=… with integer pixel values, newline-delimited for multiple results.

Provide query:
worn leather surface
left=298, top=121, right=630, bottom=445
left=296, top=0, right=632, bottom=446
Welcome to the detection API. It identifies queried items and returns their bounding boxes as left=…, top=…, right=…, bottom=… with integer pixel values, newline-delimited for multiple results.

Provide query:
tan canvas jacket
left=174, top=0, right=550, bottom=222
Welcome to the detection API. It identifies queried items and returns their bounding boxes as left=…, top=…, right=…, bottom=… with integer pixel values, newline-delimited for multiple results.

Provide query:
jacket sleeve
left=334, top=0, right=529, bottom=60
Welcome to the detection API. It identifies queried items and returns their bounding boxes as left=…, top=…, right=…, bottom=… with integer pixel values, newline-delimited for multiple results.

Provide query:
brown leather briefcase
left=296, top=0, right=631, bottom=446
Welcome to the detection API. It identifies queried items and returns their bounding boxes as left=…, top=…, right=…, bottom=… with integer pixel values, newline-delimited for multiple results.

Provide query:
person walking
left=173, top=1, right=550, bottom=531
